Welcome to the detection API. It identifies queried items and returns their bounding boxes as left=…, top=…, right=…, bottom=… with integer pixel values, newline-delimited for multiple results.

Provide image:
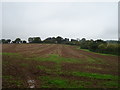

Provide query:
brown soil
left=2, top=44, right=118, bottom=88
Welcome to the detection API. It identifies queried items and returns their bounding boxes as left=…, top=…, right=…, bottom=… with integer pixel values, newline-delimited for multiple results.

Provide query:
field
left=1, top=44, right=119, bottom=88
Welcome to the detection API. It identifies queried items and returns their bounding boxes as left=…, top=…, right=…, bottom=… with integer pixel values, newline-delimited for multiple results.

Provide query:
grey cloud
left=2, top=2, right=118, bottom=41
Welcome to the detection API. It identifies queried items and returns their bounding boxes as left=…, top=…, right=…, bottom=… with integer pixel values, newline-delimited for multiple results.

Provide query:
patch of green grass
left=38, top=76, right=84, bottom=88
left=3, top=75, right=13, bottom=79
left=54, top=64, right=63, bottom=74
left=38, top=76, right=68, bottom=88
left=49, top=54, right=59, bottom=58
left=1, top=52, right=22, bottom=59
left=36, top=65, right=46, bottom=70
left=0, top=52, right=19, bottom=56
left=36, top=65, right=51, bottom=73
left=47, top=79, right=67, bottom=87
left=41, top=85, right=50, bottom=88
left=85, top=56, right=108, bottom=64
left=86, top=57, right=96, bottom=63
left=85, top=66, right=102, bottom=70
left=71, top=72, right=118, bottom=80
left=78, top=48, right=91, bottom=52
left=32, top=54, right=82, bottom=64
left=73, top=81, right=93, bottom=87
left=36, top=64, right=63, bottom=74
left=20, top=63, right=28, bottom=67
left=102, top=81, right=118, bottom=87
left=3, top=61, right=9, bottom=65
left=32, top=54, right=107, bottom=65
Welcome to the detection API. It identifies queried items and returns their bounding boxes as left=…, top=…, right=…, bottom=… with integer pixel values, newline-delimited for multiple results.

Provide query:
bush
left=80, top=39, right=119, bottom=56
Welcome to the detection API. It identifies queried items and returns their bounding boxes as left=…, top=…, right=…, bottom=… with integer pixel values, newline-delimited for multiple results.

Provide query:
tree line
left=0, top=36, right=119, bottom=55
left=0, top=38, right=27, bottom=44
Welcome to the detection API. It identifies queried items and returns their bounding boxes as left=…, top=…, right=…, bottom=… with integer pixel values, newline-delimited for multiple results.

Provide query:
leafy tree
left=98, top=44, right=107, bottom=53
left=89, top=41, right=99, bottom=51
left=43, top=37, right=57, bottom=43
left=22, top=40, right=27, bottom=43
left=81, top=38, right=86, bottom=42
left=71, top=39, right=77, bottom=42
left=80, top=38, right=88, bottom=49
left=43, top=37, right=52, bottom=43
left=28, top=37, right=34, bottom=43
left=12, top=41, right=16, bottom=43
left=33, top=37, right=41, bottom=43
left=15, top=38, right=21, bottom=43
left=52, top=37, right=57, bottom=43
left=1, top=39, right=6, bottom=43
left=0, top=40, right=1, bottom=43
left=6, top=39, right=11, bottom=43
left=62, top=38, right=69, bottom=44
left=95, top=39, right=106, bottom=44
left=1, top=39, right=11, bottom=44
left=28, top=37, right=41, bottom=43
left=56, top=36, right=63, bottom=44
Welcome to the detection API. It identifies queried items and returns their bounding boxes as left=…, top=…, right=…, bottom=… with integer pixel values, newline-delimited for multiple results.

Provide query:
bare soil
left=2, top=44, right=118, bottom=88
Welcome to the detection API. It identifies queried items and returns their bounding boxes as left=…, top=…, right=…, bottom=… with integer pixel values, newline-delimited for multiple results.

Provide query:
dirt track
left=2, top=44, right=119, bottom=88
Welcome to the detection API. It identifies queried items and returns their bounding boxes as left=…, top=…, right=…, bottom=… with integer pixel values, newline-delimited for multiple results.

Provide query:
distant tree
left=80, top=38, right=86, bottom=42
left=6, top=39, right=11, bottom=43
left=15, top=38, right=21, bottom=43
left=43, top=37, right=57, bottom=43
left=0, top=40, right=1, bottom=43
left=89, top=41, right=98, bottom=51
left=0, top=39, right=11, bottom=44
left=70, top=39, right=78, bottom=45
left=20, top=41, right=22, bottom=43
left=80, top=40, right=88, bottom=49
left=28, top=37, right=34, bottom=43
left=95, top=39, right=106, bottom=44
left=43, top=37, right=52, bottom=43
left=51, top=37, right=57, bottom=43
left=106, top=40, right=118, bottom=44
left=33, top=37, right=41, bottom=43
left=65, top=38, right=69, bottom=42
left=22, top=40, right=27, bottom=43
left=98, top=44, right=107, bottom=53
left=28, top=37, right=41, bottom=43
left=56, top=36, right=63, bottom=44
left=1, top=39, right=6, bottom=43
left=12, top=41, right=16, bottom=43
left=71, top=39, right=77, bottom=42
left=62, top=38, right=69, bottom=44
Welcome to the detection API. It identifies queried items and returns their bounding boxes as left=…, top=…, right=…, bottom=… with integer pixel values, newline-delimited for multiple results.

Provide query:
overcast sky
left=2, top=2, right=118, bottom=41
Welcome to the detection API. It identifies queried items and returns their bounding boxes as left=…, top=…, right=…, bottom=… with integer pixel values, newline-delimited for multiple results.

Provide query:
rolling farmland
left=1, top=44, right=119, bottom=88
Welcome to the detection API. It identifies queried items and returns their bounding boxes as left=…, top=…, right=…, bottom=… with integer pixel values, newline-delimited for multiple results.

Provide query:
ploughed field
left=1, top=44, right=119, bottom=88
